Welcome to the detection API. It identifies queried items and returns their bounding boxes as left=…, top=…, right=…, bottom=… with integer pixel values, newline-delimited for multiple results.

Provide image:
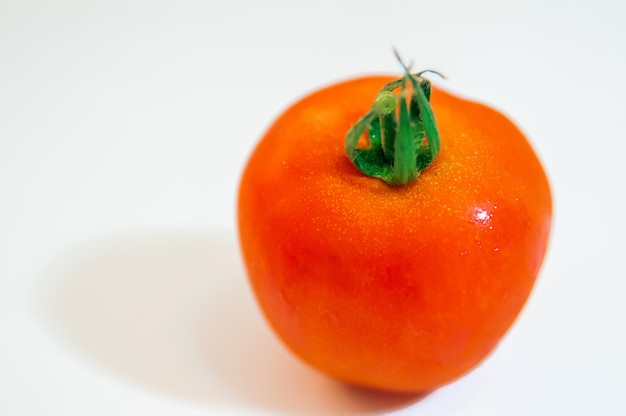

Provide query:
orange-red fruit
left=237, top=76, right=552, bottom=392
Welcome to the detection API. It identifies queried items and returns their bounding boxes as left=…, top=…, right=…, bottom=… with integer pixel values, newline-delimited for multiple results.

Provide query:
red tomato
left=237, top=71, right=552, bottom=392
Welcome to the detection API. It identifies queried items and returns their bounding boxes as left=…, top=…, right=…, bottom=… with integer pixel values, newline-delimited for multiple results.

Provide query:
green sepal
left=345, top=68, right=442, bottom=186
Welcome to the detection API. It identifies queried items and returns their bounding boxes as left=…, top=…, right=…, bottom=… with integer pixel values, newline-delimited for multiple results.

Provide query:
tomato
left=237, top=70, right=552, bottom=393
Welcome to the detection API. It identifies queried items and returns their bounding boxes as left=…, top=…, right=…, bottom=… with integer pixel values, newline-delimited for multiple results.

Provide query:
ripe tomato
left=237, top=72, right=552, bottom=392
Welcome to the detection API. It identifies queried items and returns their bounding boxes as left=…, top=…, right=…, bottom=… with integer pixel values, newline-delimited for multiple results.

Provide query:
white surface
left=1, top=0, right=625, bottom=415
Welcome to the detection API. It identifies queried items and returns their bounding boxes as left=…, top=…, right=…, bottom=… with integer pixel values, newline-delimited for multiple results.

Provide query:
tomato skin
left=237, top=76, right=552, bottom=392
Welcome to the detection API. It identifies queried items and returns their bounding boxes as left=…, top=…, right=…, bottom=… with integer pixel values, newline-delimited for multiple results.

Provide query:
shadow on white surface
left=42, top=230, right=423, bottom=415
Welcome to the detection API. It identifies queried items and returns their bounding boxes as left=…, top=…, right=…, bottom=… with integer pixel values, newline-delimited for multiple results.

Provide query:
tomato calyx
left=345, top=62, right=442, bottom=186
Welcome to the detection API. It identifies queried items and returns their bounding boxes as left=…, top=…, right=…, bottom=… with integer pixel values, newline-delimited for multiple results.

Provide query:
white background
left=1, top=0, right=625, bottom=415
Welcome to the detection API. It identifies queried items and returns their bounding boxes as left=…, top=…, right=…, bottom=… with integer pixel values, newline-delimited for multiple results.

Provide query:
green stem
left=345, top=69, right=441, bottom=186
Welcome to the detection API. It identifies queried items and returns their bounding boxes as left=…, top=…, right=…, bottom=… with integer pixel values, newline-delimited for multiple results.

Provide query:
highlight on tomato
left=237, top=54, right=552, bottom=393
